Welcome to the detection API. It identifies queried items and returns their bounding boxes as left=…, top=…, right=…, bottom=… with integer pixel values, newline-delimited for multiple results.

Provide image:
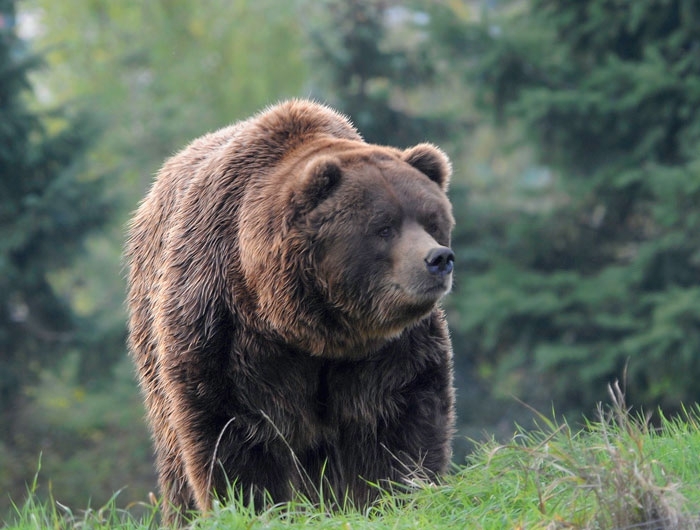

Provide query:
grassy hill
left=7, top=386, right=700, bottom=529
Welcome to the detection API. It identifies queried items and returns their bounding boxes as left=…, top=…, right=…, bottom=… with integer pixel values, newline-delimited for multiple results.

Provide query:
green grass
left=6, top=386, right=700, bottom=529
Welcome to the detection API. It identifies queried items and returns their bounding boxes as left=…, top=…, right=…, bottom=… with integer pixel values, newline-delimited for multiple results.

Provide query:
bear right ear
left=402, top=143, right=452, bottom=191
left=291, top=156, right=343, bottom=218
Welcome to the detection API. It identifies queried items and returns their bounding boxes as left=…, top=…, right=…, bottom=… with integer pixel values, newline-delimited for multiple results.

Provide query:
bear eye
left=423, top=213, right=446, bottom=240
left=421, top=218, right=437, bottom=235
left=377, top=226, right=393, bottom=239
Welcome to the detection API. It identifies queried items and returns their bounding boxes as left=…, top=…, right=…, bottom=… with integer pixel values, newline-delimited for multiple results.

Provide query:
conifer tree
left=0, top=0, right=110, bottom=438
left=437, top=0, right=700, bottom=414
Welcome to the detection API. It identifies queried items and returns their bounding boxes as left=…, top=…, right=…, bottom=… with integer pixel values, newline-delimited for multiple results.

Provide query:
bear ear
left=292, top=156, right=343, bottom=217
left=402, top=143, right=452, bottom=191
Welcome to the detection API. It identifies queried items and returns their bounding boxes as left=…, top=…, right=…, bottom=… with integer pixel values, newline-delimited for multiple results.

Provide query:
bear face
left=238, top=138, right=454, bottom=358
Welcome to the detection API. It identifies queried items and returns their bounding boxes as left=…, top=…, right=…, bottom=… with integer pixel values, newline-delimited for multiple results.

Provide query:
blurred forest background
left=2, top=0, right=700, bottom=515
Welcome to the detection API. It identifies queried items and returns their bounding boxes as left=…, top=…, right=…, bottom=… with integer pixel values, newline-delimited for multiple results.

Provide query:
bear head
left=238, top=139, right=454, bottom=359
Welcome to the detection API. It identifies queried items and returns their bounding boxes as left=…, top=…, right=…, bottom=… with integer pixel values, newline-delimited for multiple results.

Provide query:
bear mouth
left=413, top=275, right=452, bottom=300
left=389, top=276, right=452, bottom=322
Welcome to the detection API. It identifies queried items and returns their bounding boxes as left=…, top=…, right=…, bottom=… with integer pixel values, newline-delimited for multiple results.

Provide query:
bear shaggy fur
left=125, top=100, right=455, bottom=522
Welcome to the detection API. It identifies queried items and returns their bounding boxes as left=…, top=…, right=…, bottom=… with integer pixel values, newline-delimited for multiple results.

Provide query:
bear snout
left=424, top=246, right=455, bottom=276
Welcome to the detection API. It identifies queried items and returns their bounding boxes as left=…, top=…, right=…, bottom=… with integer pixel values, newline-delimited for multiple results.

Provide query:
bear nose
left=425, top=247, right=455, bottom=276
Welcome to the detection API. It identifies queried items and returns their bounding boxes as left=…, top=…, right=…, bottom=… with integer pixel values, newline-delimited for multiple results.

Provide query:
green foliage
left=433, top=0, right=700, bottom=416
left=31, top=0, right=309, bottom=192
left=0, top=357, right=153, bottom=515
left=0, top=0, right=111, bottom=457
left=6, top=397, right=700, bottom=529
left=18, top=357, right=153, bottom=509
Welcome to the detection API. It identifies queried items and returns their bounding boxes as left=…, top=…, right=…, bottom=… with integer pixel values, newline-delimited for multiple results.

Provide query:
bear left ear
left=292, top=156, right=343, bottom=218
left=402, top=143, right=452, bottom=191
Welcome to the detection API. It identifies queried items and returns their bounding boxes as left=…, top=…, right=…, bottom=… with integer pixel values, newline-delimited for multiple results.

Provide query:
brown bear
left=125, top=99, right=455, bottom=523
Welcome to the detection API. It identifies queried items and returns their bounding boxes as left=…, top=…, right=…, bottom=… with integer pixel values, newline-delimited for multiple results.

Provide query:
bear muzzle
left=405, top=246, right=454, bottom=302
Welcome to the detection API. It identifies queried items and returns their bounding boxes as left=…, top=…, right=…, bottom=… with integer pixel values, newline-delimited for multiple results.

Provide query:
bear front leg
left=159, top=383, right=298, bottom=513
left=333, top=341, right=455, bottom=504
left=382, top=379, right=454, bottom=485
left=336, top=378, right=453, bottom=506
left=379, top=314, right=456, bottom=486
